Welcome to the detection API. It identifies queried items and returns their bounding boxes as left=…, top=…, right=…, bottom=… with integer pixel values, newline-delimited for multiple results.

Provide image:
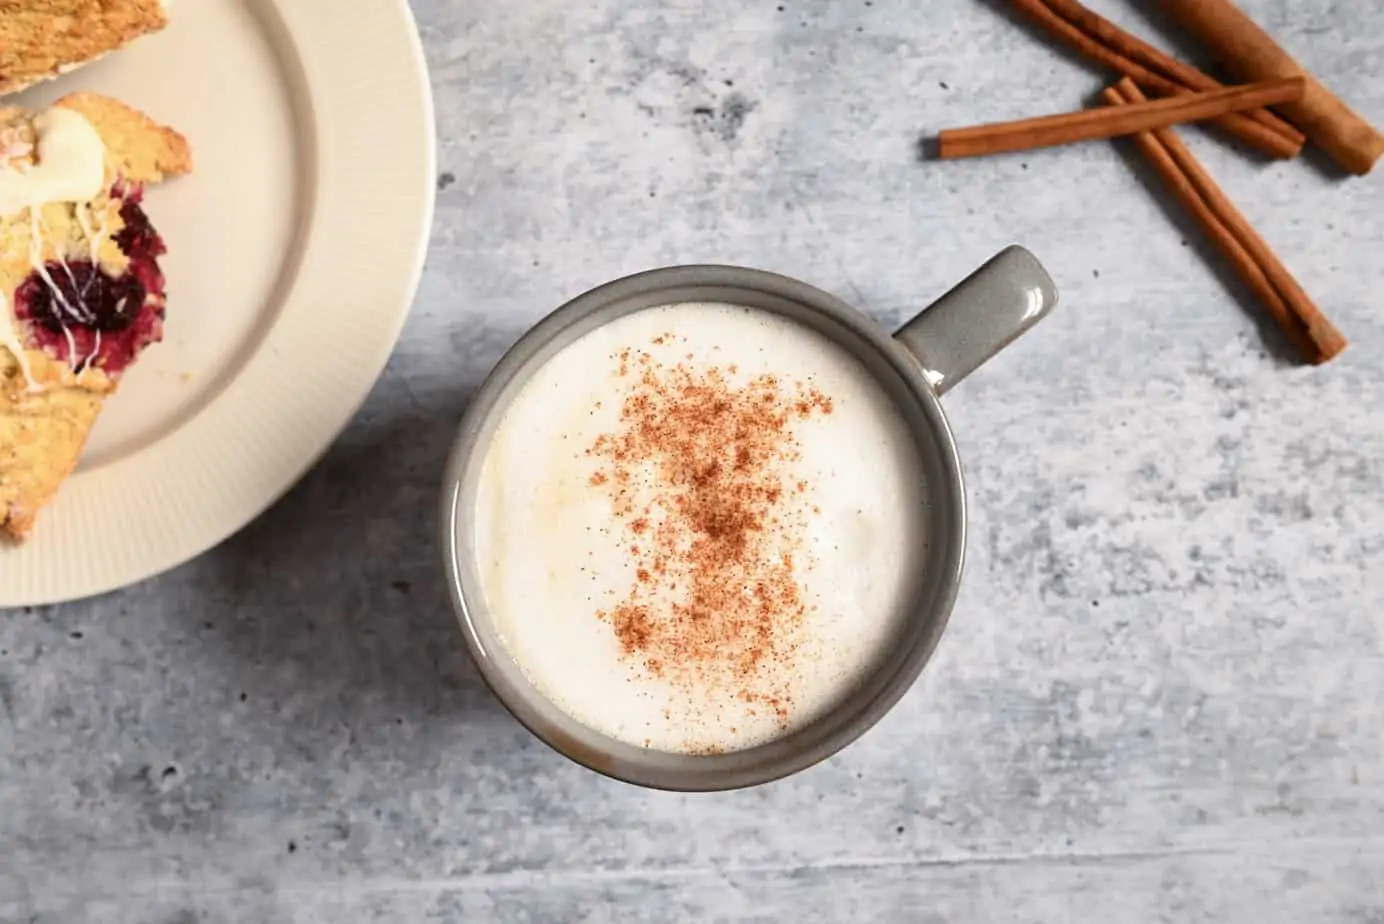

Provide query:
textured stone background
left=4, top=0, right=1384, bottom=920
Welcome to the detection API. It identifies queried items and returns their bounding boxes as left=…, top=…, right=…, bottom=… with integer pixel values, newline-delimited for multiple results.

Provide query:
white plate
left=1, top=0, right=436, bottom=605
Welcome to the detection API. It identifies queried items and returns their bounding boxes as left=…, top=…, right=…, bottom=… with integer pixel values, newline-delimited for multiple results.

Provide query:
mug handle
left=893, top=246, right=1058, bottom=396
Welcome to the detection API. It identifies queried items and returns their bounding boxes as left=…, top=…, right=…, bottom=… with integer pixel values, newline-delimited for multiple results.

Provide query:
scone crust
left=0, top=0, right=168, bottom=97
left=54, top=92, right=192, bottom=182
left=0, top=355, right=105, bottom=539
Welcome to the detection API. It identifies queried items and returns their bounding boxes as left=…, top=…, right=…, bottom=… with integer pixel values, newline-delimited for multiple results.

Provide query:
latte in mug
left=472, top=302, right=928, bottom=755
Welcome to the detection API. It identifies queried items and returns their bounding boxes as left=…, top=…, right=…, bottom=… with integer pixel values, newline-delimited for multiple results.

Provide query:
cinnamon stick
left=1105, top=78, right=1346, bottom=363
left=1010, top=0, right=1302, bottom=158
left=939, top=77, right=1304, bottom=159
left=1039, top=0, right=1304, bottom=148
left=1160, top=0, right=1384, bottom=174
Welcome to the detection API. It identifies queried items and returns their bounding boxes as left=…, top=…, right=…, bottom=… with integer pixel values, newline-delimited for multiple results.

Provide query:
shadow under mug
left=441, top=246, right=1058, bottom=791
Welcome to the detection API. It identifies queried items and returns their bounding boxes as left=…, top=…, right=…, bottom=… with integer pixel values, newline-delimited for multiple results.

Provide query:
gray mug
left=440, top=246, right=1057, bottom=791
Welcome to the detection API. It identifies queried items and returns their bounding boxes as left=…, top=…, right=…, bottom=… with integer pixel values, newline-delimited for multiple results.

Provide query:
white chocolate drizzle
left=0, top=109, right=106, bottom=217
left=0, top=108, right=108, bottom=391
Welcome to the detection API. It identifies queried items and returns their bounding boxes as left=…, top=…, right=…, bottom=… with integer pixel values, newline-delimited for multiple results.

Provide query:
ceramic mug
left=440, top=246, right=1057, bottom=790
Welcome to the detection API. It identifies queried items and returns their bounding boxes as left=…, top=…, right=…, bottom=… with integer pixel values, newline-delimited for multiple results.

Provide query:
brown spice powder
left=589, top=339, right=834, bottom=731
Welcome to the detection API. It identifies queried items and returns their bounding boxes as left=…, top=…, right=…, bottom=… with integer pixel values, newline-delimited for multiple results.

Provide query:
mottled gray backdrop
left=4, top=0, right=1384, bottom=921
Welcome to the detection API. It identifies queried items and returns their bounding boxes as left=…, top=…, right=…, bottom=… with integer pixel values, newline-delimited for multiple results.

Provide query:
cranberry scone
left=1, top=93, right=190, bottom=540
left=0, top=1, right=169, bottom=97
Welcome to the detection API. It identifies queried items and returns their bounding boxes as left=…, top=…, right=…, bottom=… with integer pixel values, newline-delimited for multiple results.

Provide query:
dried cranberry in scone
left=0, top=94, right=191, bottom=541
left=10, top=188, right=168, bottom=378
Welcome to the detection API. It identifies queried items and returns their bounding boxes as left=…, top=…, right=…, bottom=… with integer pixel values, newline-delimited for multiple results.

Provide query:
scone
left=0, top=1, right=169, bottom=97
left=1, top=93, right=190, bottom=540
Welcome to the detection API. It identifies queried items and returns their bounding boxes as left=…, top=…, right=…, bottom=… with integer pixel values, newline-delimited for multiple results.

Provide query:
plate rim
left=1, top=0, right=437, bottom=606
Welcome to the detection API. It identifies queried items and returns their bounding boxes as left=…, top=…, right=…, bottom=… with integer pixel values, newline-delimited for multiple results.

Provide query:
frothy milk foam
left=472, top=303, right=928, bottom=754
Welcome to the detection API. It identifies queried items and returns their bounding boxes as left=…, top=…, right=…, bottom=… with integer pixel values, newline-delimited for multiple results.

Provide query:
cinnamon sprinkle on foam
left=588, top=337, right=834, bottom=734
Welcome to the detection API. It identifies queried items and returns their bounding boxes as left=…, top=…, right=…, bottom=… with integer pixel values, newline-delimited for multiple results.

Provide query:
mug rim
left=439, top=264, right=968, bottom=791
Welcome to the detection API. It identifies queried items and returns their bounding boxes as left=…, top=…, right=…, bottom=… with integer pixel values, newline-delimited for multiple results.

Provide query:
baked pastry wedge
left=1, top=93, right=190, bottom=540
left=0, top=1, right=169, bottom=97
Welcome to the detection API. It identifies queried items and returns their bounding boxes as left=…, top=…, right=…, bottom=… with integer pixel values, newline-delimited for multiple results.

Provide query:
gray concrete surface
left=4, top=0, right=1384, bottom=920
